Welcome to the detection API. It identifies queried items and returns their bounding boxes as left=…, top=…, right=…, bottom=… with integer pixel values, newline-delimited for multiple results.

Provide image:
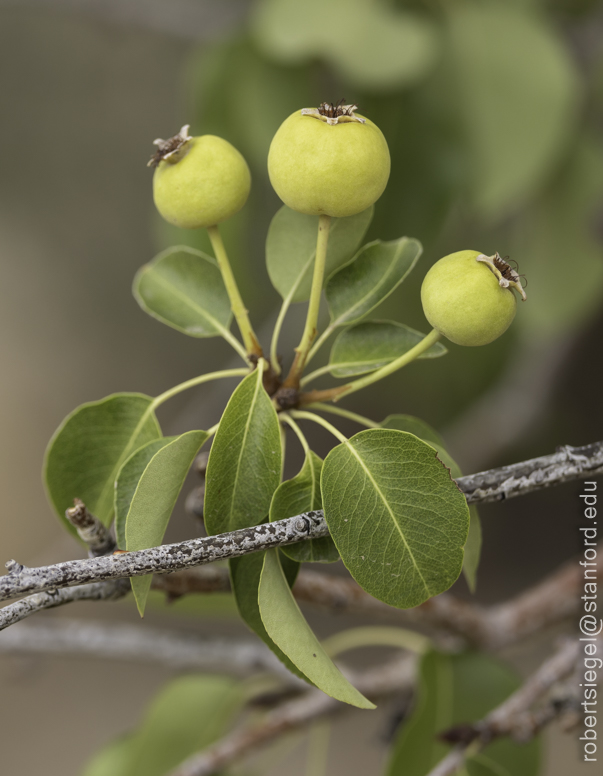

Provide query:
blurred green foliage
left=161, top=0, right=602, bottom=430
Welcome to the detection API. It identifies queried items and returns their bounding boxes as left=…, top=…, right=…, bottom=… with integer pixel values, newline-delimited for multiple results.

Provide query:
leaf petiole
left=321, top=626, right=432, bottom=658
left=283, top=214, right=331, bottom=387
left=289, top=409, right=349, bottom=444
left=303, top=403, right=378, bottom=429
left=150, top=368, right=250, bottom=412
left=299, top=328, right=442, bottom=405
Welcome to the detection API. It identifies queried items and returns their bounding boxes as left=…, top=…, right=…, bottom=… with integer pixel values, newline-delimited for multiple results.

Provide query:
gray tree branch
left=167, top=653, right=417, bottom=776
left=426, top=638, right=584, bottom=776
left=0, top=619, right=301, bottom=682
left=1, top=440, right=601, bottom=619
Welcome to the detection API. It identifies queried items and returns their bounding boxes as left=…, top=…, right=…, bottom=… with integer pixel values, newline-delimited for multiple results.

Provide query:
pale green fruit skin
left=153, top=135, right=251, bottom=229
left=267, top=111, right=391, bottom=217
left=421, top=250, right=517, bottom=346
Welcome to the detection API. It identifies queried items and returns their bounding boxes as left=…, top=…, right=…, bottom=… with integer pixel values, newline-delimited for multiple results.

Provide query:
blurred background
left=0, top=0, right=602, bottom=773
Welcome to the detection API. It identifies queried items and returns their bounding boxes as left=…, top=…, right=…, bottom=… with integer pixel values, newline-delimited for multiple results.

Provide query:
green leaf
left=259, top=549, right=375, bottom=709
left=447, top=3, right=580, bottom=218
left=328, top=321, right=447, bottom=378
left=380, top=415, right=481, bottom=591
left=321, top=429, right=469, bottom=609
left=325, top=238, right=422, bottom=329
left=386, top=650, right=541, bottom=776
left=82, top=738, right=132, bottom=776
left=133, top=246, right=233, bottom=339
left=252, top=0, right=439, bottom=90
left=84, top=675, right=244, bottom=776
left=380, top=415, right=445, bottom=450
left=128, top=675, right=244, bottom=776
left=230, top=550, right=305, bottom=680
left=204, top=367, right=282, bottom=535
left=114, top=437, right=177, bottom=550
left=189, top=36, right=314, bottom=172
left=44, top=393, right=161, bottom=532
left=463, top=506, right=482, bottom=593
left=513, top=138, right=603, bottom=338
left=125, top=430, right=208, bottom=616
left=266, top=205, right=373, bottom=303
left=271, top=452, right=339, bottom=564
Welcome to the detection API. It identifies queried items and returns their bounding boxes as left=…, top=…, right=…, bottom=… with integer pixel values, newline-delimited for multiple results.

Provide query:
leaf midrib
left=229, top=369, right=264, bottom=529
left=345, top=440, right=432, bottom=597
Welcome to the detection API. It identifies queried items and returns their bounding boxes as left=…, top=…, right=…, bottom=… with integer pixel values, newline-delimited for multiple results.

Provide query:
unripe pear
left=152, top=128, right=251, bottom=229
left=421, top=250, right=524, bottom=347
left=268, top=103, right=390, bottom=218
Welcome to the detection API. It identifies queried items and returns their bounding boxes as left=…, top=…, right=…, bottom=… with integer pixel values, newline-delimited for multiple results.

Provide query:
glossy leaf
left=259, top=548, right=375, bottom=709
left=204, top=367, right=282, bottom=535
left=329, top=321, right=447, bottom=378
left=252, top=0, right=439, bottom=90
left=386, top=650, right=540, bottom=776
left=114, top=437, right=176, bottom=550
left=83, top=675, right=244, bottom=776
left=44, top=393, right=161, bottom=532
left=380, top=415, right=481, bottom=590
left=125, top=430, right=208, bottom=615
left=133, top=246, right=233, bottom=338
left=447, top=3, right=579, bottom=217
left=230, top=550, right=304, bottom=680
left=321, top=429, right=469, bottom=609
left=266, top=205, right=373, bottom=303
left=271, top=451, right=339, bottom=563
left=325, top=237, right=422, bottom=328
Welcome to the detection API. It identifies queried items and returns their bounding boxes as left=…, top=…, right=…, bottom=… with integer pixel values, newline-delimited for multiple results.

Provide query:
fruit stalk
left=299, top=328, right=441, bottom=405
left=284, top=213, right=331, bottom=387
left=207, top=225, right=262, bottom=359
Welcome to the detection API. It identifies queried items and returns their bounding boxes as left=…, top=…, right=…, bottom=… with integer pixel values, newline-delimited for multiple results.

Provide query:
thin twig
left=0, top=619, right=300, bottom=682
left=1, top=441, right=601, bottom=607
left=65, top=499, right=115, bottom=557
left=426, top=639, right=582, bottom=776
left=0, top=579, right=130, bottom=629
left=167, top=653, right=417, bottom=776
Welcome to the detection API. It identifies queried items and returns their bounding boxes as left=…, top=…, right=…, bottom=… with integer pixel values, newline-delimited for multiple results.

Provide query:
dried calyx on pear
left=421, top=250, right=527, bottom=347
left=267, top=100, right=390, bottom=218
left=151, top=126, right=251, bottom=229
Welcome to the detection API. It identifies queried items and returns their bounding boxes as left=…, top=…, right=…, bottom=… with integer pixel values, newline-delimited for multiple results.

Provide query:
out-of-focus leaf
left=266, top=205, right=373, bottom=303
left=447, top=3, right=580, bottom=218
left=328, top=320, right=447, bottom=378
left=125, top=431, right=208, bottom=616
left=204, top=367, right=282, bottom=535
left=252, top=0, right=439, bottom=90
left=133, top=247, right=233, bottom=339
left=271, top=451, right=339, bottom=563
left=386, top=650, right=541, bottom=775
left=258, top=548, right=375, bottom=708
left=82, top=675, right=245, bottom=776
left=44, top=394, right=161, bottom=533
left=188, top=36, right=314, bottom=171
left=321, top=430, right=469, bottom=609
left=513, top=138, right=603, bottom=337
left=82, top=738, right=131, bottom=776
left=325, top=238, right=422, bottom=329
